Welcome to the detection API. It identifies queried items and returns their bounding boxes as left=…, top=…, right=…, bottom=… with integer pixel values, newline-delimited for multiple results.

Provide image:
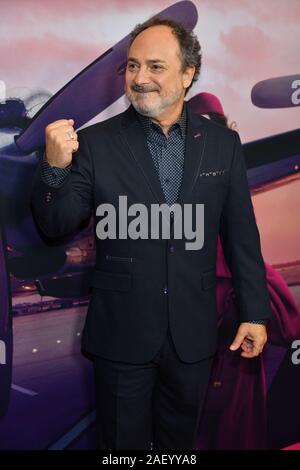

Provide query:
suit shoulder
left=188, top=106, right=237, bottom=143
left=201, top=114, right=236, bottom=138
left=201, top=117, right=241, bottom=154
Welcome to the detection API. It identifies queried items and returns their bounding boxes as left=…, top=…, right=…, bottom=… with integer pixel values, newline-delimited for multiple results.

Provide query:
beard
left=125, top=83, right=183, bottom=118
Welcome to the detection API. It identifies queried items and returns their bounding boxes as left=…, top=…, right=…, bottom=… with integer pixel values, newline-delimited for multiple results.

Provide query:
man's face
left=125, top=25, right=194, bottom=118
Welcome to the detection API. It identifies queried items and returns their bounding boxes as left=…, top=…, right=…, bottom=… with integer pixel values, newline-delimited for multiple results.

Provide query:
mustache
left=131, top=84, right=160, bottom=93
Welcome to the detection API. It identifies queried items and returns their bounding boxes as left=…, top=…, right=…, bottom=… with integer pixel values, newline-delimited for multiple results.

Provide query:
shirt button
left=162, top=286, right=168, bottom=295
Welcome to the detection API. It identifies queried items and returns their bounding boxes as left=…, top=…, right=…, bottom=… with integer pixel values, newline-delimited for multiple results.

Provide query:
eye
left=127, top=62, right=138, bottom=71
left=151, top=64, right=163, bottom=71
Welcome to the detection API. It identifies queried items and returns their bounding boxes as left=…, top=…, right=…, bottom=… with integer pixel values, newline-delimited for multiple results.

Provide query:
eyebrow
left=127, top=58, right=167, bottom=64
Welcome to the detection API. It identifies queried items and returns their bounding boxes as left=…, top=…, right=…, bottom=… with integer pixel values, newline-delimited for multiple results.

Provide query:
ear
left=183, top=65, right=196, bottom=90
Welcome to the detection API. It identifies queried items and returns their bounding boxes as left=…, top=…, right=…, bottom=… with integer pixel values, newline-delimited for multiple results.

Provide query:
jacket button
left=45, top=192, right=52, bottom=203
left=213, top=381, right=222, bottom=388
left=162, top=286, right=168, bottom=295
left=169, top=245, right=175, bottom=253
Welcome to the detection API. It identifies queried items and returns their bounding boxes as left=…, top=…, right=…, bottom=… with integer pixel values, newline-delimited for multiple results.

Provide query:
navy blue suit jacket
left=31, top=104, right=272, bottom=363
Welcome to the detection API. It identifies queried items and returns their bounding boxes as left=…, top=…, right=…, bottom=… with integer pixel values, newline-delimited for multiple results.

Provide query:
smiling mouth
left=131, top=86, right=159, bottom=93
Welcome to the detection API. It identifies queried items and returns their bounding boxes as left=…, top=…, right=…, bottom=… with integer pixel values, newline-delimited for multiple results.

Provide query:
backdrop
left=0, top=0, right=299, bottom=450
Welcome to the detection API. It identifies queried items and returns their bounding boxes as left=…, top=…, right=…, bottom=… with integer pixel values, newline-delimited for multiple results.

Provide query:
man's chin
left=131, top=101, right=160, bottom=118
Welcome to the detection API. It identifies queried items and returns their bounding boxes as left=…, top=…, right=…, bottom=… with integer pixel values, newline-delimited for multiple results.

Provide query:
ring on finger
left=66, top=131, right=75, bottom=140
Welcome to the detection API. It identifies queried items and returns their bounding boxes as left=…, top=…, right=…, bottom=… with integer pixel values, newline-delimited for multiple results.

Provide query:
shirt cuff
left=247, top=319, right=267, bottom=325
left=41, top=156, right=72, bottom=187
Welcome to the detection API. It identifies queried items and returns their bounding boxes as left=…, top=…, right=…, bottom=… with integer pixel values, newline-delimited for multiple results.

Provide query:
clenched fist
left=45, top=119, right=79, bottom=168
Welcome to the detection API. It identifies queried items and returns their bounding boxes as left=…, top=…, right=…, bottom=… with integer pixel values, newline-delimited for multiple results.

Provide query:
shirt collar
left=137, top=103, right=187, bottom=139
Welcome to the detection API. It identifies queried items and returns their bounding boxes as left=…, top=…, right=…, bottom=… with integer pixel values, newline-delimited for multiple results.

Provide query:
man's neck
left=150, top=100, right=185, bottom=136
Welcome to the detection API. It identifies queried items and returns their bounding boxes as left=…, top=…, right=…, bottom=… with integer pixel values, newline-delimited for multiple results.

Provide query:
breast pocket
left=198, top=169, right=229, bottom=185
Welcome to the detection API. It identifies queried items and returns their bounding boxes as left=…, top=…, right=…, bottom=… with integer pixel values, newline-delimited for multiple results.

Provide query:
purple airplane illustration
left=0, top=0, right=299, bottom=451
left=251, top=74, right=300, bottom=109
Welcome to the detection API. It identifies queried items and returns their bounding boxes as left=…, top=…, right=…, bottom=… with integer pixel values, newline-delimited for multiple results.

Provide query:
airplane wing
left=243, top=129, right=300, bottom=193
left=35, top=272, right=92, bottom=299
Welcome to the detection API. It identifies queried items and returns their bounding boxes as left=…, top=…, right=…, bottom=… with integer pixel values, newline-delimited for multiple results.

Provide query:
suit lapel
left=120, top=105, right=167, bottom=205
left=119, top=104, right=207, bottom=206
left=176, top=106, right=207, bottom=205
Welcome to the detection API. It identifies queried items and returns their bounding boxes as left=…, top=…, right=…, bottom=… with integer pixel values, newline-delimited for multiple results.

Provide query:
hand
left=45, top=119, right=79, bottom=168
left=229, top=322, right=267, bottom=358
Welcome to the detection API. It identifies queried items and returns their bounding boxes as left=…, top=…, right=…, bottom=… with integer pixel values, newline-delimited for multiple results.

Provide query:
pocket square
left=199, top=169, right=228, bottom=177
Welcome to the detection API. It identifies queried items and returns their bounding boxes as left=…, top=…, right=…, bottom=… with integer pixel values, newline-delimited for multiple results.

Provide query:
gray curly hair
left=127, top=17, right=202, bottom=95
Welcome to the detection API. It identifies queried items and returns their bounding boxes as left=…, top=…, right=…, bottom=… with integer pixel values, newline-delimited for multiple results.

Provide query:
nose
left=133, top=66, right=150, bottom=86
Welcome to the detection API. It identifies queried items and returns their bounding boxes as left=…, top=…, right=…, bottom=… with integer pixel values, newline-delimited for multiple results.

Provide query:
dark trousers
left=93, top=326, right=214, bottom=450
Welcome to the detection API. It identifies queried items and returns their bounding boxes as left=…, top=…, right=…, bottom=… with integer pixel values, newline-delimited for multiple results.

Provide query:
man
left=30, top=18, right=272, bottom=450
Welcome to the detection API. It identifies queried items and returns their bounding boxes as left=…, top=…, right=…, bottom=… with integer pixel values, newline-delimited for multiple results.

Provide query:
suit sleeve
left=30, top=130, right=93, bottom=238
left=219, top=131, right=272, bottom=322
